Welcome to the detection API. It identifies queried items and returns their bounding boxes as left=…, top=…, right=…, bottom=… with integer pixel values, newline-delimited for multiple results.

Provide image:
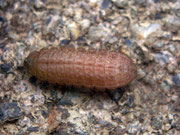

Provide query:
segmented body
left=25, top=47, right=137, bottom=90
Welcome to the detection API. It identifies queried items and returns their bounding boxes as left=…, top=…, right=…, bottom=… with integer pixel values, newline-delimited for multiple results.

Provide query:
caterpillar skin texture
left=25, top=47, right=137, bottom=90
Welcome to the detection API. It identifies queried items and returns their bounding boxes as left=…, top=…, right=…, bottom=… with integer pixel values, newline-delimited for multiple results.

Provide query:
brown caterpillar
left=25, top=46, right=137, bottom=90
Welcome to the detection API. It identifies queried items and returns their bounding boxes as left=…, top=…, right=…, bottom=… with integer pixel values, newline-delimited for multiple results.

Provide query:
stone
left=0, top=102, right=23, bottom=125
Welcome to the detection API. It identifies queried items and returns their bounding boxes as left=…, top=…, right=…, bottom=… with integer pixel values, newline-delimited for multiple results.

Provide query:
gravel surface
left=0, top=0, right=180, bottom=135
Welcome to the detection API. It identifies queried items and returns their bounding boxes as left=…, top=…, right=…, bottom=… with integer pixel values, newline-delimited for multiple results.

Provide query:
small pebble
left=167, top=44, right=176, bottom=54
left=58, top=91, right=81, bottom=106
left=151, top=116, right=163, bottom=130
left=0, top=63, right=12, bottom=73
left=60, top=39, right=71, bottom=46
left=165, top=17, right=180, bottom=32
left=0, top=102, right=23, bottom=125
left=154, top=52, right=169, bottom=66
left=131, top=23, right=161, bottom=39
left=127, top=121, right=139, bottom=134
left=33, top=0, right=45, bottom=9
left=88, top=26, right=104, bottom=41
left=145, top=75, right=155, bottom=85
left=68, top=22, right=80, bottom=40
left=176, top=123, right=180, bottom=130
left=79, top=19, right=91, bottom=31
left=111, top=0, right=128, bottom=8
left=153, top=41, right=164, bottom=50
left=124, top=38, right=134, bottom=47
left=108, top=36, right=118, bottom=44
left=0, top=0, right=9, bottom=9
left=154, top=12, right=162, bottom=20
left=167, top=63, right=176, bottom=73
left=172, top=74, right=180, bottom=86
left=101, top=0, right=111, bottom=9
left=135, top=0, right=146, bottom=4
left=27, top=126, right=39, bottom=132
left=160, top=81, right=171, bottom=92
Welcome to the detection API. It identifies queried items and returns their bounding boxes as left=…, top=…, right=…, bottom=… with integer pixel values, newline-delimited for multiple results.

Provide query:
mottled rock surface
left=0, top=0, right=180, bottom=134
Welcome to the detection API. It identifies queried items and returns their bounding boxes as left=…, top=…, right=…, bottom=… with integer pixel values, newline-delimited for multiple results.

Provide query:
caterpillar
left=25, top=46, right=137, bottom=90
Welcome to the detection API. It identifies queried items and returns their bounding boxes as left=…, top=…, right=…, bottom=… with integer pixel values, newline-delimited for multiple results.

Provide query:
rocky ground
left=0, top=0, right=180, bottom=135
